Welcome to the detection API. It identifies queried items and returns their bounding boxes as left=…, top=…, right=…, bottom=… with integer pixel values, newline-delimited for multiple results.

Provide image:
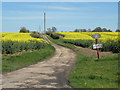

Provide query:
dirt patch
left=76, top=46, right=114, bottom=58
left=2, top=50, right=36, bottom=57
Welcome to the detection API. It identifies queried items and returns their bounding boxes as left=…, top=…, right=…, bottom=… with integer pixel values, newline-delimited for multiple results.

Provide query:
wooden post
left=95, top=39, right=100, bottom=59
left=44, top=12, right=46, bottom=34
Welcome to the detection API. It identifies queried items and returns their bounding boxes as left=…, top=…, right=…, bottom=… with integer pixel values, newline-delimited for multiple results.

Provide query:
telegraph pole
left=44, top=12, right=46, bottom=34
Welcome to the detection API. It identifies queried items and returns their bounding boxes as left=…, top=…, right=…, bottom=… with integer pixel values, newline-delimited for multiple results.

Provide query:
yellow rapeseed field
left=1, top=33, right=46, bottom=54
left=56, top=32, right=118, bottom=43
left=0, top=33, right=45, bottom=42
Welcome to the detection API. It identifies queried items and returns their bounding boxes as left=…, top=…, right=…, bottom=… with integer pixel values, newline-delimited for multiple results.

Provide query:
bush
left=30, top=33, right=41, bottom=38
left=63, top=39, right=119, bottom=53
left=46, top=32, right=52, bottom=35
left=56, top=33, right=65, bottom=37
left=31, top=31, right=39, bottom=34
left=47, top=32, right=60, bottom=39
left=19, top=27, right=30, bottom=33
left=101, top=41, right=119, bottom=53
left=63, top=39, right=93, bottom=48
left=2, top=40, right=45, bottom=54
left=50, top=33, right=60, bottom=39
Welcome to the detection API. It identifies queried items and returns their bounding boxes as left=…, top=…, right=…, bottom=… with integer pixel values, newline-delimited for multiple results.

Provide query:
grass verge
left=69, top=52, right=119, bottom=88
left=47, top=35, right=75, bottom=50
left=47, top=35, right=119, bottom=88
left=2, top=44, right=55, bottom=73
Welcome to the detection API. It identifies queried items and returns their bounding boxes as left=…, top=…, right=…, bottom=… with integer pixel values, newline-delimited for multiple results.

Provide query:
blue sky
left=2, top=2, right=118, bottom=32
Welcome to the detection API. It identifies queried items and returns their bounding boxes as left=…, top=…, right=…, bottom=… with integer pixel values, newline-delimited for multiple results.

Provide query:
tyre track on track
left=2, top=35, right=76, bottom=88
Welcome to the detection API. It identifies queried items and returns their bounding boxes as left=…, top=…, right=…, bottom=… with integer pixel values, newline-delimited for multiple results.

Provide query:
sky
left=2, top=2, right=118, bottom=32
left=118, top=2, right=120, bottom=29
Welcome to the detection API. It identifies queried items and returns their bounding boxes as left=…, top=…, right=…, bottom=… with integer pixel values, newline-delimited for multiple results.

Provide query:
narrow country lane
left=2, top=36, right=76, bottom=88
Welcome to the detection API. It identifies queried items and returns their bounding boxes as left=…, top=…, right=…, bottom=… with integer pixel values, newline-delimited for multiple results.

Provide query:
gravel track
left=2, top=36, right=76, bottom=88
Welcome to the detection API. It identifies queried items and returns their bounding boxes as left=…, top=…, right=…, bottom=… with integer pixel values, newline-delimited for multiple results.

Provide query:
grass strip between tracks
left=47, top=35, right=119, bottom=88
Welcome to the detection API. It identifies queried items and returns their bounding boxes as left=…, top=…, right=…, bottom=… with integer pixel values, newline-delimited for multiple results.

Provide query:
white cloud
left=2, top=16, right=43, bottom=20
left=46, top=6, right=78, bottom=10
left=27, top=5, right=79, bottom=11
left=2, top=16, right=56, bottom=20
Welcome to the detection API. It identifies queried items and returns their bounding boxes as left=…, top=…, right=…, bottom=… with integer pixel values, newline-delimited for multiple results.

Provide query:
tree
left=74, top=29, right=79, bottom=32
left=92, top=27, right=102, bottom=32
left=87, top=29, right=91, bottom=32
left=82, top=29, right=87, bottom=32
left=47, top=28, right=52, bottom=32
left=19, top=27, right=30, bottom=33
left=31, top=31, right=39, bottom=34
left=107, top=29, right=112, bottom=32
left=47, top=27, right=57, bottom=32
left=52, top=27, right=57, bottom=32
left=102, top=28, right=108, bottom=32
left=26, top=30, right=30, bottom=33
left=92, top=27, right=112, bottom=32
left=74, top=29, right=88, bottom=32
left=115, top=29, right=120, bottom=32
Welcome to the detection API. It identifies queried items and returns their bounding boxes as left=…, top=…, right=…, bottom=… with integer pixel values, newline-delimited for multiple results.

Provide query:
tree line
left=74, top=27, right=120, bottom=32
left=19, top=26, right=57, bottom=33
left=19, top=26, right=120, bottom=33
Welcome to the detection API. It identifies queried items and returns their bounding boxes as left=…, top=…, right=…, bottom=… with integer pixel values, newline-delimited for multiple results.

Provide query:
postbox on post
left=92, top=34, right=102, bottom=59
